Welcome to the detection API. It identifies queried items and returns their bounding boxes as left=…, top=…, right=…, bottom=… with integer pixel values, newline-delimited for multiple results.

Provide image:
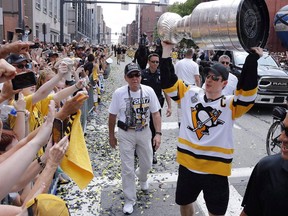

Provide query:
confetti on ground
left=57, top=63, right=179, bottom=215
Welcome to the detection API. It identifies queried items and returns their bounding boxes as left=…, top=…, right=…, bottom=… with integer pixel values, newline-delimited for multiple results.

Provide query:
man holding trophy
left=160, top=41, right=262, bottom=216
left=157, top=0, right=268, bottom=214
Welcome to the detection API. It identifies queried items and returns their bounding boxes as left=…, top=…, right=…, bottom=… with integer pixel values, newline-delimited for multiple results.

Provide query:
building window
left=35, top=25, right=39, bottom=39
left=49, top=0, right=53, bottom=17
left=54, top=0, right=58, bottom=19
left=43, top=0, right=47, bottom=14
left=35, top=0, right=41, bottom=10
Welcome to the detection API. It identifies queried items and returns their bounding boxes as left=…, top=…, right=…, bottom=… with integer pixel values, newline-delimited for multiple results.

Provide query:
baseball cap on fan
left=6, top=54, right=31, bottom=64
left=203, top=63, right=229, bottom=80
left=124, top=63, right=140, bottom=76
left=25, top=194, right=70, bottom=216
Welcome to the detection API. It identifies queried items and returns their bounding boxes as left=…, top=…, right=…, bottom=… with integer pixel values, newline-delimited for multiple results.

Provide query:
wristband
left=16, top=110, right=25, bottom=113
left=155, top=132, right=162, bottom=136
left=37, top=156, right=46, bottom=169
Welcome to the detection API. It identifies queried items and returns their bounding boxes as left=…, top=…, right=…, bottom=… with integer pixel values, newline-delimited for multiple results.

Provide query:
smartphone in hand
left=12, top=71, right=37, bottom=90
left=52, top=118, right=63, bottom=145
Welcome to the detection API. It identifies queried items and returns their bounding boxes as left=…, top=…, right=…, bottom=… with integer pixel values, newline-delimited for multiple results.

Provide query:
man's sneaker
left=140, top=180, right=149, bottom=191
left=123, top=202, right=135, bottom=215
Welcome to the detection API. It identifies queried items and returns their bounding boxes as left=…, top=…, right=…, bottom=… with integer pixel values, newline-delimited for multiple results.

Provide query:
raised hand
left=13, top=92, right=26, bottom=111
left=250, top=47, right=263, bottom=57
left=0, top=80, right=22, bottom=102
left=0, top=59, right=17, bottom=83
left=34, top=100, right=55, bottom=148
left=56, top=91, right=88, bottom=120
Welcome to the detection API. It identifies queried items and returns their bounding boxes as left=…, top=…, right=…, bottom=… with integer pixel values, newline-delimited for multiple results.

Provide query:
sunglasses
left=206, top=74, right=221, bottom=81
left=150, top=60, right=159, bottom=64
left=280, top=122, right=288, bottom=136
left=16, top=64, right=30, bottom=69
left=127, top=73, right=141, bottom=78
left=221, top=61, right=230, bottom=65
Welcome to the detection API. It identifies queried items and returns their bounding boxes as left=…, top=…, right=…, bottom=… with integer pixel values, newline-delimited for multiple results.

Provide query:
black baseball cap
left=203, top=63, right=229, bottom=81
left=124, top=63, right=140, bottom=76
left=48, top=52, right=59, bottom=58
left=6, top=54, right=31, bottom=64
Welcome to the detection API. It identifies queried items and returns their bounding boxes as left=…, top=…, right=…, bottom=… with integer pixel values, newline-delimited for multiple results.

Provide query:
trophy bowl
left=157, top=12, right=182, bottom=44
left=157, top=0, right=269, bottom=52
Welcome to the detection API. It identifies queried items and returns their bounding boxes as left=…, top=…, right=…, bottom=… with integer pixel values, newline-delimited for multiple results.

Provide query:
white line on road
left=197, top=185, right=244, bottom=216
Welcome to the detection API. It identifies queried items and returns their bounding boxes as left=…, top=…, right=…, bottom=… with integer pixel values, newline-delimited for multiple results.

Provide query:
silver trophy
left=157, top=0, right=269, bottom=52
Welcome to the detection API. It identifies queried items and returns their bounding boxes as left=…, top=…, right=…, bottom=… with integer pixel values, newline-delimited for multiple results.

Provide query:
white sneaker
left=140, top=180, right=149, bottom=191
left=123, top=202, right=135, bottom=214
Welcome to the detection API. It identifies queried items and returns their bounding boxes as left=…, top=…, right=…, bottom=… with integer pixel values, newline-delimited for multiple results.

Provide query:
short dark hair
left=185, top=48, right=193, bottom=57
left=87, top=54, right=95, bottom=62
left=148, top=53, right=159, bottom=60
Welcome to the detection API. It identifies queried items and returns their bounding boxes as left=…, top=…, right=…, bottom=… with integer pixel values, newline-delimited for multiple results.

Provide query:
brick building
left=139, top=3, right=168, bottom=45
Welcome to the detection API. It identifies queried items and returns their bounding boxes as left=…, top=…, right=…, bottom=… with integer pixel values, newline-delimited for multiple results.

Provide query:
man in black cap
left=75, top=44, right=86, bottom=60
left=160, top=41, right=263, bottom=216
left=6, top=53, right=31, bottom=73
left=48, top=52, right=59, bottom=64
left=108, top=62, right=162, bottom=214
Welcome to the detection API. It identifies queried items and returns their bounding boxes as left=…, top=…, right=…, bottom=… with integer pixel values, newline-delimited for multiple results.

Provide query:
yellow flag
left=61, top=110, right=94, bottom=190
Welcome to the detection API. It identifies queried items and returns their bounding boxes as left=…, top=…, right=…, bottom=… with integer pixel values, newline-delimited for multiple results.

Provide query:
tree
left=167, top=0, right=203, bottom=47
left=168, top=0, right=202, bottom=17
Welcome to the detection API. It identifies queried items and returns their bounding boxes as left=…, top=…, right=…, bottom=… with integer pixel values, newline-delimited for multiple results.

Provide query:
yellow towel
left=60, top=110, right=94, bottom=190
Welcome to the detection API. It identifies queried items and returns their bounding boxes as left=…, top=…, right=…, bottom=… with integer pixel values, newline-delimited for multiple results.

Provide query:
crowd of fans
left=0, top=38, right=114, bottom=215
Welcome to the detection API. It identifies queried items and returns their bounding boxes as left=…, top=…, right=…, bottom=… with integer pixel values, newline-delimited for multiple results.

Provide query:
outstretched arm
left=236, top=47, right=262, bottom=91
left=23, top=136, right=69, bottom=205
left=31, top=62, right=68, bottom=105
left=53, top=79, right=86, bottom=104
left=0, top=59, right=17, bottom=84
left=0, top=41, right=34, bottom=59
left=159, top=41, right=178, bottom=89
left=12, top=93, right=27, bottom=141
left=0, top=101, right=55, bottom=200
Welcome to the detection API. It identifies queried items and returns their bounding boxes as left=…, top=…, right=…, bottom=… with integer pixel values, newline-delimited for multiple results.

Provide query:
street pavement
left=58, top=56, right=252, bottom=216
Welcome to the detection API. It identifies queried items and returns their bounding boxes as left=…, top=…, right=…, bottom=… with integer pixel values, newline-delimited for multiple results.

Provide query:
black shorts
left=176, top=165, right=229, bottom=215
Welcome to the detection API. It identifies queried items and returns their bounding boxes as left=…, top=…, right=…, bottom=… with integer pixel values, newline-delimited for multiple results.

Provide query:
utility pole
left=18, top=0, right=24, bottom=29
left=60, top=0, right=64, bottom=43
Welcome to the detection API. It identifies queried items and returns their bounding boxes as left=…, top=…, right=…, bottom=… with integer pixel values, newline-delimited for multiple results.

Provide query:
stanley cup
left=157, top=0, right=269, bottom=52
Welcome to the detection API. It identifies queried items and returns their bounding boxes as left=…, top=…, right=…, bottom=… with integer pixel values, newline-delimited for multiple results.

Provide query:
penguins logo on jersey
left=188, top=103, right=225, bottom=140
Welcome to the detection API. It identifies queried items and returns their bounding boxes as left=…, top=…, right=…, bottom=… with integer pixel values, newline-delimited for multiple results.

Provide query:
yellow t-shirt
left=92, top=63, right=99, bottom=82
left=10, top=94, right=54, bottom=132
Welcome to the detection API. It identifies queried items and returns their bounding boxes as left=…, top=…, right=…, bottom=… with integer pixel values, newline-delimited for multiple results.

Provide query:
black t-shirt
left=141, top=68, right=164, bottom=107
left=242, top=154, right=288, bottom=216
left=116, top=47, right=122, bottom=54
